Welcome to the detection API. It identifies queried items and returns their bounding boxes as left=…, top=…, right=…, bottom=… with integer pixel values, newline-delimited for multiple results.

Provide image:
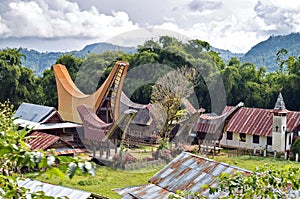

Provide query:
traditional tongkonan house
left=13, top=102, right=85, bottom=155
left=193, top=102, right=244, bottom=150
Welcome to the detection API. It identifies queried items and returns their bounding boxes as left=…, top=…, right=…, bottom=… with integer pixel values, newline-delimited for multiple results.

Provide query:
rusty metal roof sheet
left=55, top=148, right=86, bottom=155
left=223, top=106, right=300, bottom=136
left=117, top=152, right=250, bottom=199
left=27, top=131, right=86, bottom=155
left=18, top=179, right=105, bottom=199
left=115, top=184, right=171, bottom=199
left=28, top=131, right=61, bottom=150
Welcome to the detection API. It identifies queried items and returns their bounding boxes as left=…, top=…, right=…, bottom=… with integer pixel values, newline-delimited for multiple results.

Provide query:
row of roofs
left=13, top=102, right=85, bottom=155
left=194, top=105, right=300, bottom=137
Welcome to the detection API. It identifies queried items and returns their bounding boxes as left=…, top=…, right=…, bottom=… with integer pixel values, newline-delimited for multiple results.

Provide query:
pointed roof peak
left=274, top=92, right=286, bottom=110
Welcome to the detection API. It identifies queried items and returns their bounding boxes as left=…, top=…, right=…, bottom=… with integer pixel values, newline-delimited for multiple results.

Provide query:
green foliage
left=243, top=33, right=300, bottom=71
left=209, top=165, right=300, bottom=198
left=5, top=35, right=300, bottom=112
left=0, top=48, right=41, bottom=107
left=168, top=164, right=300, bottom=199
left=291, top=138, right=300, bottom=155
left=0, top=101, right=95, bottom=198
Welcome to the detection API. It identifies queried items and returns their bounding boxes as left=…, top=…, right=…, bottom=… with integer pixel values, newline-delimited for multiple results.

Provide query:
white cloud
left=0, top=0, right=138, bottom=39
left=0, top=16, right=10, bottom=35
left=254, top=1, right=300, bottom=35
left=1, top=0, right=300, bottom=53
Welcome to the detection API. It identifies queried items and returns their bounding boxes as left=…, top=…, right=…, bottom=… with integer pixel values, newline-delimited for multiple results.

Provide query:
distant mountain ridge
left=243, top=33, right=300, bottom=71
left=19, top=42, right=136, bottom=76
left=10, top=33, right=300, bottom=75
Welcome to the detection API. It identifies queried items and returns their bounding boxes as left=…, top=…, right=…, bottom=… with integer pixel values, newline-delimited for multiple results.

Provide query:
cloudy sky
left=0, top=0, right=300, bottom=53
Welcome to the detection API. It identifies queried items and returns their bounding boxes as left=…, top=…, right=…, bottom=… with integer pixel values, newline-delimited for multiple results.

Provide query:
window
left=253, top=135, right=260, bottom=144
left=275, top=126, right=279, bottom=132
left=226, top=132, right=233, bottom=140
left=267, top=136, right=272, bottom=145
left=239, top=133, right=246, bottom=142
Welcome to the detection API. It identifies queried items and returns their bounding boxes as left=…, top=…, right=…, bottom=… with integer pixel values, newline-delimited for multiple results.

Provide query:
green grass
left=29, top=154, right=300, bottom=199
left=33, top=165, right=163, bottom=199
left=209, top=155, right=300, bottom=171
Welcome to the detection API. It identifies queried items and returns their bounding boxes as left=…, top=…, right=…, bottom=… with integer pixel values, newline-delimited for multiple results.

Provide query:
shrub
left=291, top=138, right=300, bottom=155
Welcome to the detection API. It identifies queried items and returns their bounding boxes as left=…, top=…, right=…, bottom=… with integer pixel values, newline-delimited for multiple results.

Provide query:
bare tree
left=151, top=66, right=197, bottom=141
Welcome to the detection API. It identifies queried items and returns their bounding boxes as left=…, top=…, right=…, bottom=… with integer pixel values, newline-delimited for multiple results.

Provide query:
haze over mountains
left=5, top=33, right=300, bottom=76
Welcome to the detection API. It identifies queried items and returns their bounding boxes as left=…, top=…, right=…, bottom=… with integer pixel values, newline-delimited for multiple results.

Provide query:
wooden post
left=93, top=147, right=96, bottom=157
left=263, top=149, right=267, bottom=157
left=274, top=151, right=276, bottom=159
left=284, top=152, right=287, bottom=160
left=100, top=142, right=103, bottom=158
left=296, top=153, right=299, bottom=162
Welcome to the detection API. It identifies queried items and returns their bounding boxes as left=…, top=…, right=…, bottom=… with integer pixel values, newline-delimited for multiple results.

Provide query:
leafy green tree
left=291, top=138, right=300, bottom=156
left=0, top=48, right=39, bottom=107
left=76, top=51, right=124, bottom=94
left=169, top=165, right=300, bottom=199
left=0, top=103, right=95, bottom=199
left=276, top=48, right=289, bottom=72
left=0, top=101, right=95, bottom=198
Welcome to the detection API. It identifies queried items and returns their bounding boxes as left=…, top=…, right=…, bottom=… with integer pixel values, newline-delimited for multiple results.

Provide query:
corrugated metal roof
left=14, top=118, right=81, bottom=130
left=27, top=131, right=86, bottom=155
left=28, top=131, right=61, bottom=150
left=18, top=179, right=103, bottom=199
left=14, top=102, right=57, bottom=123
left=118, top=152, right=250, bottom=199
left=35, top=122, right=82, bottom=130
left=193, top=103, right=243, bottom=140
left=55, top=148, right=86, bottom=155
left=223, top=106, right=300, bottom=136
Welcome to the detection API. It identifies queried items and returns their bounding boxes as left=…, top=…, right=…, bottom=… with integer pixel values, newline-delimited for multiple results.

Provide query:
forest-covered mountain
left=20, top=43, right=242, bottom=76
left=20, top=43, right=136, bottom=76
left=13, top=32, right=300, bottom=75
left=243, top=33, right=300, bottom=71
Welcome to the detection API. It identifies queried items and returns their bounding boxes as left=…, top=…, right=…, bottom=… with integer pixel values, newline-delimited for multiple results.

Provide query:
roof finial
left=279, top=86, right=283, bottom=92
left=274, top=91, right=286, bottom=110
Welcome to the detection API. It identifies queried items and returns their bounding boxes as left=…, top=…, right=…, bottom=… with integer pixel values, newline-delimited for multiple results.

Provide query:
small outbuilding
left=13, top=102, right=85, bottom=155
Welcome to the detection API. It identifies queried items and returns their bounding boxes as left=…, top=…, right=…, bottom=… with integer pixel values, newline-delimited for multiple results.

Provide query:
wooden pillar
left=100, top=142, right=104, bottom=158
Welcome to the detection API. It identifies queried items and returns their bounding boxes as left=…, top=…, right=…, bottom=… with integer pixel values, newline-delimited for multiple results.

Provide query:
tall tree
left=151, top=66, right=197, bottom=141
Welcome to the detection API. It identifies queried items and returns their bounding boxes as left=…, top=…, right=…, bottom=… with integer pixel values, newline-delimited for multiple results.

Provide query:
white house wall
left=220, top=132, right=271, bottom=151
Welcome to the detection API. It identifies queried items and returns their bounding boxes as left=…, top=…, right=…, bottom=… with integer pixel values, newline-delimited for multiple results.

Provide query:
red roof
left=27, top=131, right=60, bottom=150
left=223, top=106, right=300, bottom=136
left=27, top=131, right=86, bottom=155
left=56, top=148, right=86, bottom=155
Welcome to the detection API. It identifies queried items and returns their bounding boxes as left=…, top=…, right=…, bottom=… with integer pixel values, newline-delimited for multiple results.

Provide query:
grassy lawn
left=209, top=154, right=300, bottom=171
left=33, top=165, right=162, bottom=199
left=29, top=152, right=300, bottom=199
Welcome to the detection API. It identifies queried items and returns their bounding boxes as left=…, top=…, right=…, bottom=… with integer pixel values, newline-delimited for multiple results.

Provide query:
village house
left=219, top=93, right=299, bottom=153
left=13, top=102, right=85, bottom=155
